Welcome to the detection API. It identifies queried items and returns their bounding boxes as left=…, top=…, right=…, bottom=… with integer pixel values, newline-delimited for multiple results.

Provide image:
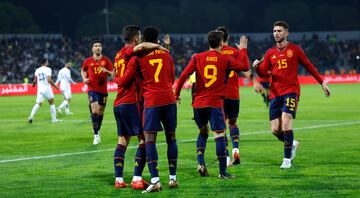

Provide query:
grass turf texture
left=0, top=84, right=359, bottom=197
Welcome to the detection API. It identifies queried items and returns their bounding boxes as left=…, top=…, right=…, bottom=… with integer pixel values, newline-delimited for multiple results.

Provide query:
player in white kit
left=55, top=62, right=76, bottom=115
left=28, top=59, right=61, bottom=123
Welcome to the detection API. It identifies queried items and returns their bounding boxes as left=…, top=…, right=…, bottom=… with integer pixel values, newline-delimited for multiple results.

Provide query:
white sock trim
left=115, top=177, right=124, bottom=183
left=132, top=176, right=142, bottom=181
left=169, top=175, right=176, bottom=181
left=151, top=177, right=160, bottom=184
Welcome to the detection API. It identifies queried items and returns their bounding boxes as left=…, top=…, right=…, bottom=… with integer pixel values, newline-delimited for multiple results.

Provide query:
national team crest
left=101, top=60, right=106, bottom=66
left=287, top=50, right=293, bottom=58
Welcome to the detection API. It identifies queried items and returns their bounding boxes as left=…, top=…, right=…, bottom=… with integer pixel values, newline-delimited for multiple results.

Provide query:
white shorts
left=61, top=88, right=72, bottom=99
left=36, top=87, right=54, bottom=103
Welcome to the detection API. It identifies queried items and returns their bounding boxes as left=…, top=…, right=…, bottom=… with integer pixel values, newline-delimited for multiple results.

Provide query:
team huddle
left=28, top=21, right=331, bottom=193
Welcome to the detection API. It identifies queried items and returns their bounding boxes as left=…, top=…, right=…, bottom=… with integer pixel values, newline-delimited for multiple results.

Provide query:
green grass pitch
left=0, top=84, right=359, bottom=197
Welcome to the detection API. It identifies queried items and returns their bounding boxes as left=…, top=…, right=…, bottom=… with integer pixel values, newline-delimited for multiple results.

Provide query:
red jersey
left=115, top=49, right=176, bottom=108
left=221, top=46, right=249, bottom=99
left=175, top=50, right=249, bottom=108
left=113, top=46, right=141, bottom=107
left=256, top=42, right=323, bottom=99
left=82, top=56, right=113, bottom=94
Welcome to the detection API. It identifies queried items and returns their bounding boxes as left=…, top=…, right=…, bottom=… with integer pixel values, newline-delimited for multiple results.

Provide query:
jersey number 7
left=149, top=59, right=163, bottom=83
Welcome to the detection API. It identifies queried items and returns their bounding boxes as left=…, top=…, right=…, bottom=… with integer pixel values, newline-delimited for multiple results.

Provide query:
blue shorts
left=194, top=107, right=226, bottom=131
left=269, top=93, right=299, bottom=120
left=260, top=82, right=270, bottom=89
left=114, top=104, right=142, bottom=137
left=88, top=91, right=108, bottom=106
left=224, top=99, right=240, bottom=119
left=143, top=104, right=177, bottom=132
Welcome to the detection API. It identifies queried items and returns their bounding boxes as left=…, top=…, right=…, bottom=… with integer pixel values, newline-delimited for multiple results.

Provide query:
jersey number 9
left=204, top=65, right=217, bottom=87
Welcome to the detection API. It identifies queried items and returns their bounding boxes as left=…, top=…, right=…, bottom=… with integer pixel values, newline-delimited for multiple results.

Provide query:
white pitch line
left=0, top=119, right=358, bottom=123
left=0, top=121, right=359, bottom=164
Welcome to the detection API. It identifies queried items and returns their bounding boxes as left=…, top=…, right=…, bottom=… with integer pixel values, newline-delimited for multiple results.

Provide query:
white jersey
left=56, top=67, right=73, bottom=90
left=35, top=66, right=52, bottom=90
left=34, top=66, right=54, bottom=102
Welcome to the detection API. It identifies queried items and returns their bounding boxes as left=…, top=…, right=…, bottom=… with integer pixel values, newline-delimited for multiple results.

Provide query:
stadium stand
left=0, top=32, right=359, bottom=84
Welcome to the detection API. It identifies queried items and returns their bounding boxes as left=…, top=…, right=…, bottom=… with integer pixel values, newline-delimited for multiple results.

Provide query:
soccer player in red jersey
left=114, top=26, right=178, bottom=193
left=112, top=25, right=168, bottom=189
left=216, top=26, right=264, bottom=166
left=175, top=30, right=250, bottom=179
left=81, top=40, right=113, bottom=145
left=253, top=21, right=331, bottom=169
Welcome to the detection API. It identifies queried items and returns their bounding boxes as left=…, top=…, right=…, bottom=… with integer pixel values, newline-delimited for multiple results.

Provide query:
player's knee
left=165, top=132, right=176, bottom=144
left=91, top=108, right=100, bottom=115
left=199, top=127, right=209, bottom=138
left=213, top=130, right=225, bottom=138
left=118, top=136, right=129, bottom=146
left=271, top=126, right=281, bottom=135
left=137, top=134, right=145, bottom=144
left=228, top=118, right=237, bottom=126
left=144, top=132, right=156, bottom=143
left=281, top=121, right=292, bottom=131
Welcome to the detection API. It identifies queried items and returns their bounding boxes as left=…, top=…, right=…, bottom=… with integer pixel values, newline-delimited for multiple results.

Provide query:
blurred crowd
left=0, top=34, right=359, bottom=84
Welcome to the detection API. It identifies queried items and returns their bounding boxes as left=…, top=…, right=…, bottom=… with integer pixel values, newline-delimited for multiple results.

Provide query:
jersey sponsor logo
left=287, top=50, right=293, bottom=58
left=221, top=50, right=234, bottom=55
left=101, top=60, right=106, bottom=66
left=272, top=55, right=277, bottom=59
left=90, top=63, right=94, bottom=66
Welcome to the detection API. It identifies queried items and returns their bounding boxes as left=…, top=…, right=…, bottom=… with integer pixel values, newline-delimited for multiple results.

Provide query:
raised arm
left=163, top=34, right=171, bottom=51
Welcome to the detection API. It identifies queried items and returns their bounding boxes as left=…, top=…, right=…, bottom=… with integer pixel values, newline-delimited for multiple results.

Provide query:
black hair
left=207, top=30, right=224, bottom=49
left=273, top=20, right=289, bottom=30
left=216, top=26, right=229, bottom=42
left=122, top=25, right=140, bottom=43
left=143, top=26, right=159, bottom=43
left=40, top=58, right=48, bottom=65
left=91, top=39, right=102, bottom=48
